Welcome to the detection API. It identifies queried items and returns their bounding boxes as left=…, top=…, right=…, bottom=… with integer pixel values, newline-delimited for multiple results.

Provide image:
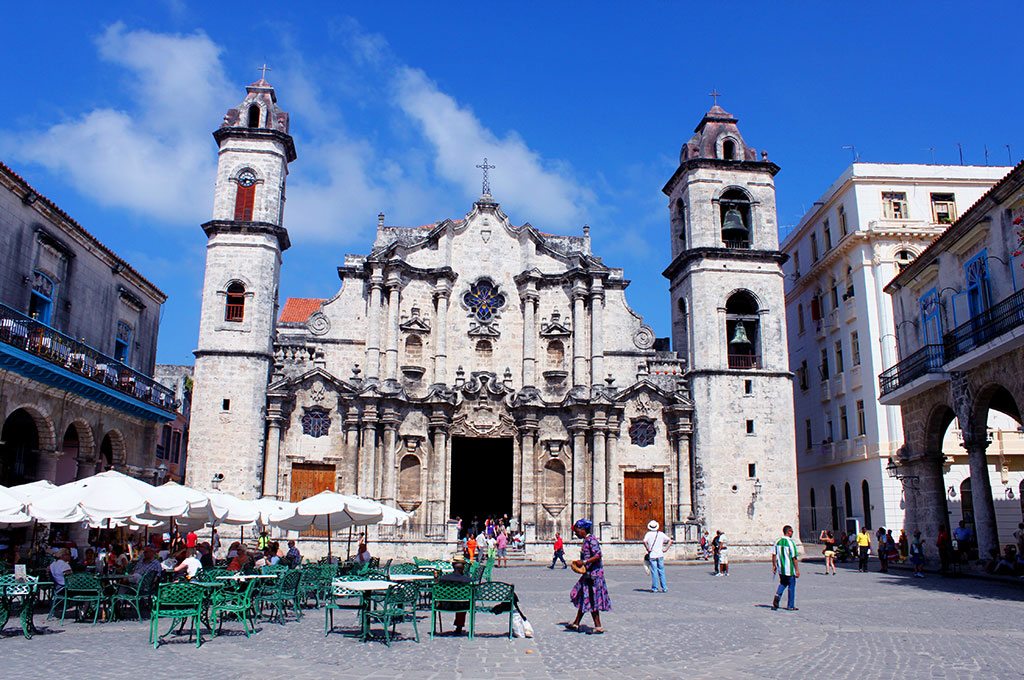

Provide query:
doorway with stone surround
left=624, top=471, right=664, bottom=541
left=449, top=436, right=513, bottom=526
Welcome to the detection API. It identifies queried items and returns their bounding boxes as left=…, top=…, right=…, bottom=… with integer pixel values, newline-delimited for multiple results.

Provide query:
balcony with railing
left=724, top=240, right=751, bottom=249
left=728, top=354, right=761, bottom=369
left=878, top=344, right=945, bottom=400
left=0, top=302, right=176, bottom=420
left=943, top=288, right=1024, bottom=365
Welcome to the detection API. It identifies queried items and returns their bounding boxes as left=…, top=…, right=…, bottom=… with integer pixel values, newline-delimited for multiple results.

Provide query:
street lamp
left=886, top=457, right=919, bottom=490
left=211, top=473, right=224, bottom=490
left=752, top=478, right=763, bottom=499
left=155, top=463, right=169, bottom=485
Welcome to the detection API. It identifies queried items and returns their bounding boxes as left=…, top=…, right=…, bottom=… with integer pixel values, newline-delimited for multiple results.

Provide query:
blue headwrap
left=573, top=519, right=593, bottom=532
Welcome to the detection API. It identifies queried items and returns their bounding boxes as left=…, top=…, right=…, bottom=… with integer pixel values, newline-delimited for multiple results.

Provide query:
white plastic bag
left=511, top=611, right=526, bottom=638
left=522, top=616, right=534, bottom=638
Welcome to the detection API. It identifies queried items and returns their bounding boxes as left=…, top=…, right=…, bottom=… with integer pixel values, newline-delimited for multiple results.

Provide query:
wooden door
left=290, top=463, right=335, bottom=536
left=624, top=471, right=664, bottom=540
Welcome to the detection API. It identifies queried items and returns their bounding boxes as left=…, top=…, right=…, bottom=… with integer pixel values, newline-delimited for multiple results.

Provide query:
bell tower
left=662, top=101, right=798, bottom=551
left=186, top=76, right=297, bottom=498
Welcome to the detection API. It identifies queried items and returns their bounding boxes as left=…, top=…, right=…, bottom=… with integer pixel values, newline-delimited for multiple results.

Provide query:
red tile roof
left=278, top=297, right=324, bottom=323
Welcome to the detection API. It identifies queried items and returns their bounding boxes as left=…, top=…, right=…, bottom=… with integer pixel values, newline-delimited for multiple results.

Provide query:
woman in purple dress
left=567, top=519, right=610, bottom=633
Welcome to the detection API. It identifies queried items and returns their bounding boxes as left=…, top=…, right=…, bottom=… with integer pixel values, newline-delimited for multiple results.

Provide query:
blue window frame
left=114, top=321, right=132, bottom=363
left=965, top=251, right=991, bottom=320
left=920, top=288, right=942, bottom=345
left=29, top=271, right=54, bottom=325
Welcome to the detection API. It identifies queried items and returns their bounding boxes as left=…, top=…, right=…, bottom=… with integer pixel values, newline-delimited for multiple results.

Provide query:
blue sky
left=3, top=2, right=1023, bottom=366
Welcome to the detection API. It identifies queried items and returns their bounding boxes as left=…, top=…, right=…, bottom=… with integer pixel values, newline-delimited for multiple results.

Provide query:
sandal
left=564, top=623, right=580, bottom=631
left=592, top=627, right=605, bottom=634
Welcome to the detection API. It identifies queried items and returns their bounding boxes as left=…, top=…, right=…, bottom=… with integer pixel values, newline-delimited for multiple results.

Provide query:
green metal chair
left=55, top=573, right=107, bottom=625
left=261, top=563, right=290, bottom=575
left=482, top=554, right=495, bottom=582
left=430, top=581, right=474, bottom=639
left=298, top=567, right=324, bottom=608
left=0, top=575, right=39, bottom=639
left=389, top=563, right=417, bottom=576
left=198, top=568, right=234, bottom=582
left=362, top=582, right=419, bottom=646
left=209, top=578, right=258, bottom=638
left=324, top=575, right=364, bottom=636
left=150, top=582, right=206, bottom=649
left=258, top=570, right=302, bottom=624
left=111, top=570, right=158, bottom=621
left=471, top=581, right=515, bottom=639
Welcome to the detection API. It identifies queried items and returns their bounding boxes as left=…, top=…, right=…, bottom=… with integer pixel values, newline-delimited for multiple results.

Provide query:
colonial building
left=881, top=160, right=1024, bottom=560
left=0, top=161, right=177, bottom=496
left=186, top=80, right=798, bottom=558
left=780, top=164, right=1009, bottom=541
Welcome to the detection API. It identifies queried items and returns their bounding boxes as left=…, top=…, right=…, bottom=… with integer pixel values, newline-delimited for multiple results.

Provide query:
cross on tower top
left=258, top=63, right=272, bottom=80
left=476, top=157, right=495, bottom=196
left=708, top=88, right=722, bottom=107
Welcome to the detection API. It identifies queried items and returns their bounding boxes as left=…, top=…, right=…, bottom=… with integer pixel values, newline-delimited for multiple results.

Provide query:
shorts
left=497, top=548, right=507, bottom=557
left=824, top=550, right=835, bottom=557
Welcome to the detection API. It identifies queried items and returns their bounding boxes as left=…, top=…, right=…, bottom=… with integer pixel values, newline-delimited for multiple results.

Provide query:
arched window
left=29, top=271, right=54, bottom=324
left=398, top=454, right=421, bottom=503
left=247, top=105, right=260, bottom=128
left=809, top=488, right=817, bottom=532
left=225, top=282, right=245, bottom=322
left=726, top=291, right=761, bottom=369
left=234, top=169, right=257, bottom=221
left=960, top=478, right=974, bottom=530
left=844, top=482, right=853, bottom=521
left=673, top=199, right=686, bottom=246
left=829, top=484, right=839, bottom=531
left=896, top=250, right=914, bottom=272
left=543, top=459, right=567, bottom=505
left=723, top=139, right=736, bottom=160
left=404, top=335, right=423, bottom=364
left=546, top=340, right=565, bottom=369
left=720, top=189, right=751, bottom=247
left=861, top=480, right=872, bottom=530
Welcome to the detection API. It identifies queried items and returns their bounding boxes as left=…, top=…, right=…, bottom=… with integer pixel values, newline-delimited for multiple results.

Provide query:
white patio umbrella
left=253, top=497, right=299, bottom=530
left=269, top=491, right=383, bottom=556
left=29, top=470, right=189, bottom=524
left=135, top=481, right=225, bottom=529
left=6, top=479, right=59, bottom=504
left=203, top=491, right=260, bottom=526
left=0, top=486, right=31, bottom=527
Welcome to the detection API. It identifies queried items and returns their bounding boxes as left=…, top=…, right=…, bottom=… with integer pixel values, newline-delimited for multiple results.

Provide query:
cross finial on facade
left=258, top=63, right=272, bottom=80
left=476, top=157, right=495, bottom=195
left=708, top=88, right=722, bottom=106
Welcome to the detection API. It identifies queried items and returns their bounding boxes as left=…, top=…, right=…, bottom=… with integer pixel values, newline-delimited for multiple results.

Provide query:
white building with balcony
left=781, top=163, right=1009, bottom=541
left=881, top=160, right=1024, bottom=561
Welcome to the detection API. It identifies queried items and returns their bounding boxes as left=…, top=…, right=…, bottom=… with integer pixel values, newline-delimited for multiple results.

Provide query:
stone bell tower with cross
left=661, top=96, right=799, bottom=547
left=186, top=71, right=297, bottom=499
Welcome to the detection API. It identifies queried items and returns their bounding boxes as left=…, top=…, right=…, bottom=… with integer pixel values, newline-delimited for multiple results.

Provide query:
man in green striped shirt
left=771, top=525, right=800, bottom=611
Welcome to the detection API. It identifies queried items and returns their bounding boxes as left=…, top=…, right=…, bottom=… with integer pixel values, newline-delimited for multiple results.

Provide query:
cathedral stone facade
left=186, top=81, right=798, bottom=559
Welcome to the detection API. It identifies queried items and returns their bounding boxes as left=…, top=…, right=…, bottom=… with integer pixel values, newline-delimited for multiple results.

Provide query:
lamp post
left=211, top=473, right=224, bottom=491
left=886, top=457, right=919, bottom=490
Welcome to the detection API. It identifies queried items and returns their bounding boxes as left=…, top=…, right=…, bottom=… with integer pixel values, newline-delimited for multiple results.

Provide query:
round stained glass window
left=463, top=280, right=506, bottom=322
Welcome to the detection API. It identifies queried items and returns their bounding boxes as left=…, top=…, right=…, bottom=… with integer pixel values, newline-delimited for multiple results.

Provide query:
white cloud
left=394, top=67, right=593, bottom=229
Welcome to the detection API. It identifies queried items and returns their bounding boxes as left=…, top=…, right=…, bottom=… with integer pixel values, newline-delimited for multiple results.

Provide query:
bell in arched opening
left=729, top=322, right=751, bottom=346
left=722, top=208, right=745, bottom=231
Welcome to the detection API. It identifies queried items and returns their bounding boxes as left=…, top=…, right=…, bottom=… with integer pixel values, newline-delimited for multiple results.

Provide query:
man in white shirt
left=49, top=550, right=72, bottom=587
left=173, top=550, right=203, bottom=580
left=643, top=520, right=672, bottom=592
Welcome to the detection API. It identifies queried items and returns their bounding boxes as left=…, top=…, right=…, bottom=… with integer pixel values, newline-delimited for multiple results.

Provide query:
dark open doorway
left=449, top=437, right=513, bottom=524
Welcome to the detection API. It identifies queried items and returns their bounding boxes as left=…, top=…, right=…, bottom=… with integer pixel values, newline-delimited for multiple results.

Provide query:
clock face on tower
left=237, top=169, right=257, bottom=187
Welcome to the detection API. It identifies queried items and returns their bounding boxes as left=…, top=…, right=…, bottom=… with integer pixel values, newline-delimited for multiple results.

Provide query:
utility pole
left=924, top=147, right=935, bottom=164
left=1008, top=144, right=1013, bottom=164
left=957, top=142, right=964, bottom=165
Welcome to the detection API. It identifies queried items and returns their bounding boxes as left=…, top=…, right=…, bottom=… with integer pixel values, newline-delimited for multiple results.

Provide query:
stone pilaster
left=589, top=279, right=604, bottom=387
left=433, top=284, right=450, bottom=384
left=343, top=405, right=360, bottom=495
left=381, top=410, right=399, bottom=504
left=592, top=411, right=607, bottom=525
left=570, top=414, right=589, bottom=521
left=571, top=282, right=588, bottom=388
left=521, top=291, right=539, bottom=387
left=963, top=435, right=999, bottom=558
left=262, top=411, right=284, bottom=498
left=358, top=403, right=378, bottom=497
left=674, top=432, right=692, bottom=521
left=606, top=414, right=620, bottom=535
left=518, top=413, right=538, bottom=526
left=384, top=274, right=402, bottom=381
left=428, top=412, right=449, bottom=526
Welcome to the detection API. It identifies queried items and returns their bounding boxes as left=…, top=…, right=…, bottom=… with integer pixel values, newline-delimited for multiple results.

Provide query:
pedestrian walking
left=772, top=524, right=800, bottom=611
left=718, top=534, right=729, bottom=575
left=643, top=520, right=672, bottom=592
left=549, top=532, right=567, bottom=569
left=820, top=530, right=837, bottom=575
left=856, top=526, right=871, bottom=572
left=565, top=519, right=610, bottom=633
left=877, top=526, right=889, bottom=572
left=910, top=530, right=925, bottom=577
left=936, top=525, right=952, bottom=572
left=711, top=530, right=723, bottom=574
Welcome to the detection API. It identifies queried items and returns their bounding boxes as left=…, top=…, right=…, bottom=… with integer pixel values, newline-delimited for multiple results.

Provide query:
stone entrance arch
left=1, top=405, right=57, bottom=486
left=98, top=429, right=127, bottom=472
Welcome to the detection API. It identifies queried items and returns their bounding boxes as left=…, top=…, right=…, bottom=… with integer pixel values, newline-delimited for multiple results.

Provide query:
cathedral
left=185, top=78, right=798, bottom=559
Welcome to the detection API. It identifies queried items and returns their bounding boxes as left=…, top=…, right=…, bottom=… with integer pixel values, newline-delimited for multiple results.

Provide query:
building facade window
left=882, top=192, right=908, bottom=219
left=247, top=104, right=261, bottom=128
left=810, top=487, right=817, bottom=531
left=225, top=282, right=245, bottom=322
left=844, top=266, right=855, bottom=299
left=805, top=419, right=813, bottom=450
left=797, top=303, right=805, bottom=334
left=931, top=193, right=956, bottom=224
left=839, top=405, right=849, bottom=439
left=830, top=278, right=840, bottom=309
left=834, top=339, right=844, bottom=373
left=463, top=279, right=506, bottom=322
left=725, top=291, right=760, bottom=369
left=856, top=399, right=866, bottom=436
left=547, top=339, right=565, bottom=369
left=823, top=219, right=832, bottom=250
left=838, top=205, right=848, bottom=236
left=862, top=481, right=872, bottom=529
left=964, top=252, right=991, bottom=319
left=810, top=233, right=819, bottom=262
left=851, top=331, right=861, bottom=366
left=404, top=335, right=423, bottom=364
left=233, top=169, right=257, bottom=221
left=114, top=321, right=132, bottom=363
left=799, top=359, right=809, bottom=390
left=629, top=418, right=656, bottom=447
left=920, top=288, right=942, bottom=345
left=793, top=251, right=801, bottom=278
left=301, top=406, right=331, bottom=438
left=819, top=348, right=829, bottom=380
left=720, top=189, right=752, bottom=248
left=29, top=271, right=54, bottom=324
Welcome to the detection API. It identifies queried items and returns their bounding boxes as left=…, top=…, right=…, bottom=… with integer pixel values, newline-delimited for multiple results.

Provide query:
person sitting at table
left=49, top=549, right=72, bottom=588
left=107, top=544, right=130, bottom=572
left=285, top=540, right=301, bottom=567
left=82, top=548, right=98, bottom=570
left=173, top=549, right=203, bottom=580
left=436, top=554, right=473, bottom=635
left=197, top=542, right=215, bottom=570
left=126, top=546, right=163, bottom=584
left=355, top=542, right=372, bottom=564
left=254, top=547, right=279, bottom=568
left=226, top=541, right=241, bottom=559
left=228, top=547, right=250, bottom=572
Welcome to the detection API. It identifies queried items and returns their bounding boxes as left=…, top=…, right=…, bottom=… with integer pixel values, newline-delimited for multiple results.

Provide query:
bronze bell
left=722, top=208, right=746, bottom=232
left=729, top=322, right=751, bottom=345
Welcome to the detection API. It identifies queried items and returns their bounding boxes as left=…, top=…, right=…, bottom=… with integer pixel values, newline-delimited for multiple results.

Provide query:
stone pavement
left=3, top=559, right=1023, bottom=679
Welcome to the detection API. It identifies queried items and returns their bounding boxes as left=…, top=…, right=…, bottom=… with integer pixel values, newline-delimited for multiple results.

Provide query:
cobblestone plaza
left=4, top=561, right=1022, bottom=679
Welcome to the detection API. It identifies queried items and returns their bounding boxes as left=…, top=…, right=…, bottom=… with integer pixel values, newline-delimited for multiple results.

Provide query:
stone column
left=384, top=274, right=402, bottom=381
left=343, top=405, right=360, bottom=495
left=381, top=411, right=398, bottom=504
left=75, top=454, right=96, bottom=480
left=433, top=285, right=450, bottom=384
left=590, top=279, right=604, bottom=387
left=903, top=451, right=948, bottom=560
left=572, top=283, right=588, bottom=388
left=522, top=291, right=539, bottom=386
left=358, top=403, right=378, bottom=497
left=592, top=411, right=607, bottom=525
left=519, top=415, right=538, bottom=527
left=963, top=436, right=999, bottom=558
left=570, top=416, right=589, bottom=521
left=606, top=414, right=620, bottom=535
left=262, top=414, right=283, bottom=498
left=428, top=412, right=449, bottom=526
left=675, top=433, right=692, bottom=522
left=365, top=270, right=384, bottom=380
left=35, top=450, right=60, bottom=484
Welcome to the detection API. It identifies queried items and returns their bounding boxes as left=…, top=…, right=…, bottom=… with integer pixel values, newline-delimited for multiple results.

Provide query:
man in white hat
left=643, top=520, right=672, bottom=592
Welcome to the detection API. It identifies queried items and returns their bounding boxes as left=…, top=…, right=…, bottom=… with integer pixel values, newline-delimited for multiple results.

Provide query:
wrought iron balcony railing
left=878, top=344, right=944, bottom=396
left=728, top=354, right=762, bottom=369
left=724, top=240, right=751, bottom=249
left=0, top=302, right=175, bottom=412
left=943, top=288, right=1024, bottom=363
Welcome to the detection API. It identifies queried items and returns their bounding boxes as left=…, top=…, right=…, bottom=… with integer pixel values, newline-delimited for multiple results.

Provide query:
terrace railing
left=943, top=288, right=1024, bottom=363
left=878, top=344, right=944, bottom=397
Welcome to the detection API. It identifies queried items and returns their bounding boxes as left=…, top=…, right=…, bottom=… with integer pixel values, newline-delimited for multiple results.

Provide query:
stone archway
left=98, top=429, right=127, bottom=472
left=60, top=420, right=94, bottom=485
left=1, top=405, right=58, bottom=486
